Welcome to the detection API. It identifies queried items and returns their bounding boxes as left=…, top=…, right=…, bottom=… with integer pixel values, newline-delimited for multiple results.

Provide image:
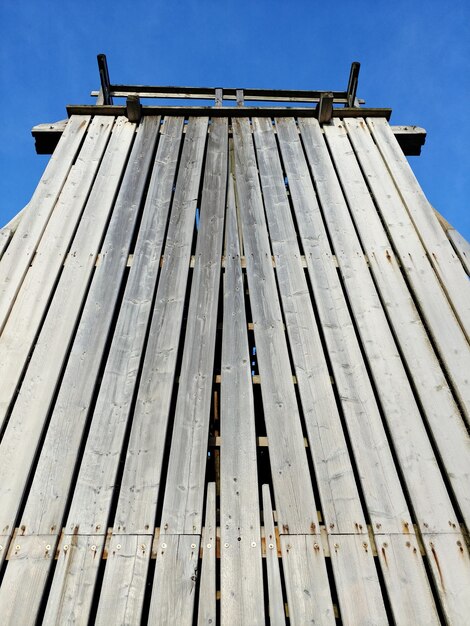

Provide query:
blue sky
left=1, top=0, right=469, bottom=239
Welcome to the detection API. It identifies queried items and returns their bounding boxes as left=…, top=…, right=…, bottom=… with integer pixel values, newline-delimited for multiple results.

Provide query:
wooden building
left=0, top=58, right=469, bottom=624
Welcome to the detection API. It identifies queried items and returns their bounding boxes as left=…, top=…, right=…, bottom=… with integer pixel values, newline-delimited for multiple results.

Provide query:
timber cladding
left=0, top=113, right=469, bottom=625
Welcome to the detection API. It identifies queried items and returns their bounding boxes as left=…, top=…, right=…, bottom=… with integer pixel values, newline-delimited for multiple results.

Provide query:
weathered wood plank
left=344, top=118, right=470, bottom=421
left=0, top=535, right=56, bottom=624
left=262, top=485, right=286, bottom=626
left=112, top=117, right=208, bottom=534
left=232, top=117, right=318, bottom=535
left=0, top=118, right=135, bottom=538
left=376, top=534, right=440, bottom=624
left=280, top=535, right=335, bottom=625
left=422, top=533, right=470, bottom=624
left=160, top=117, right=227, bottom=535
left=328, top=535, right=388, bottom=625
left=276, top=117, right=411, bottom=535
left=148, top=535, right=200, bottom=625
left=220, top=176, right=265, bottom=626
left=253, top=116, right=366, bottom=534
left=95, top=534, right=151, bottom=625
left=298, top=117, right=459, bottom=535
left=366, top=118, right=470, bottom=341
left=43, top=534, right=104, bottom=625
left=0, top=117, right=113, bottom=412
left=0, top=115, right=90, bottom=332
left=197, top=483, right=216, bottom=625
left=447, top=228, right=470, bottom=275
left=323, top=120, right=470, bottom=528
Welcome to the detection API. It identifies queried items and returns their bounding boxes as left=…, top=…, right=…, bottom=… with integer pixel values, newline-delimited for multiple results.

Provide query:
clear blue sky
left=1, top=0, right=469, bottom=239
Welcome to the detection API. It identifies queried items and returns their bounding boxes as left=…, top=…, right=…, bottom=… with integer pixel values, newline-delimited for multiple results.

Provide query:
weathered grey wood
left=280, top=535, right=335, bottom=625
left=367, top=118, right=470, bottom=341
left=43, top=534, right=104, bottom=625
left=262, top=485, right=286, bottom=626
left=0, top=537, right=7, bottom=569
left=344, top=119, right=470, bottom=420
left=148, top=535, right=200, bottom=625
left=95, top=535, right=151, bottom=625
left=422, top=533, right=470, bottom=624
left=1, top=202, right=29, bottom=232
left=0, top=229, right=11, bottom=260
left=0, top=116, right=113, bottom=419
left=298, top=117, right=459, bottom=535
left=323, top=120, right=470, bottom=528
left=113, top=117, right=208, bottom=534
left=0, top=535, right=56, bottom=624
left=328, top=535, right=387, bottom=625
left=0, top=115, right=90, bottom=331
left=376, top=534, right=440, bottom=624
left=253, top=116, right=366, bottom=534
left=0, top=118, right=135, bottom=538
left=276, top=117, right=411, bottom=535
left=197, top=483, right=216, bottom=625
left=232, top=117, right=318, bottom=535
left=448, top=228, right=470, bottom=275
left=220, top=177, right=264, bottom=626
left=160, top=117, right=227, bottom=535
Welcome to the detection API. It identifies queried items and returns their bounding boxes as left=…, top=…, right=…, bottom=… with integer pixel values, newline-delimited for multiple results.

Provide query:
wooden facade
left=0, top=67, right=469, bottom=624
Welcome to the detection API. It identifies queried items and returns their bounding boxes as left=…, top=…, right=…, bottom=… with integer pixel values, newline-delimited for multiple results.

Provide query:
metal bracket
left=346, top=62, right=360, bottom=108
left=97, top=54, right=113, bottom=105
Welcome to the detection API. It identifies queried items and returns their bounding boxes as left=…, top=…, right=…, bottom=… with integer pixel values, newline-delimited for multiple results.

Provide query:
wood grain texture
left=376, top=534, right=440, bottom=624
left=262, top=485, right=286, bottom=626
left=345, top=118, right=470, bottom=422
left=447, top=228, right=470, bottom=275
left=253, top=116, right=365, bottom=534
left=280, top=535, right=335, bottom=625
left=148, top=535, right=200, bottom=625
left=160, top=117, right=227, bottom=535
left=0, top=117, right=135, bottom=539
left=0, top=229, right=11, bottom=260
left=367, top=117, right=470, bottom=342
left=276, top=117, right=411, bottom=534
left=220, top=176, right=265, bottom=626
left=95, top=534, right=151, bottom=625
left=324, top=120, right=470, bottom=528
left=0, top=115, right=90, bottom=332
left=232, top=117, right=318, bottom=535
left=43, top=534, right=104, bottom=625
left=197, top=483, right=216, bottom=625
left=113, top=116, right=208, bottom=534
left=299, top=117, right=458, bottom=535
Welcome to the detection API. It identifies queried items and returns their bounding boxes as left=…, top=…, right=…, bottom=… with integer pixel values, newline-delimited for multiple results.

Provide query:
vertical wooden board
left=422, top=533, right=470, bottom=624
left=112, top=117, right=208, bottom=534
left=447, top=228, right=470, bottom=275
left=0, top=229, right=11, bottom=260
left=197, top=483, right=216, bottom=625
left=95, top=534, right=151, bottom=626
left=252, top=116, right=366, bottom=534
left=298, top=117, right=459, bottom=535
left=160, top=117, right=228, bottom=535
left=0, top=537, right=7, bottom=569
left=0, top=115, right=90, bottom=329
left=232, top=117, right=318, bottom=535
left=262, top=485, right=286, bottom=626
left=367, top=118, right=470, bottom=340
left=276, top=117, right=411, bottom=535
left=0, top=535, right=56, bottom=625
left=344, top=118, right=470, bottom=420
left=376, top=534, right=440, bottom=625
left=280, top=535, right=335, bottom=625
left=43, top=534, right=105, bottom=625
left=0, top=116, right=114, bottom=382
left=323, top=121, right=470, bottom=528
left=148, top=535, right=200, bottom=626
left=328, top=535, right=387, bottom=625
left=0, top=118, right=136, bottom=540
left=220, top=177, right=265, bottom=626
